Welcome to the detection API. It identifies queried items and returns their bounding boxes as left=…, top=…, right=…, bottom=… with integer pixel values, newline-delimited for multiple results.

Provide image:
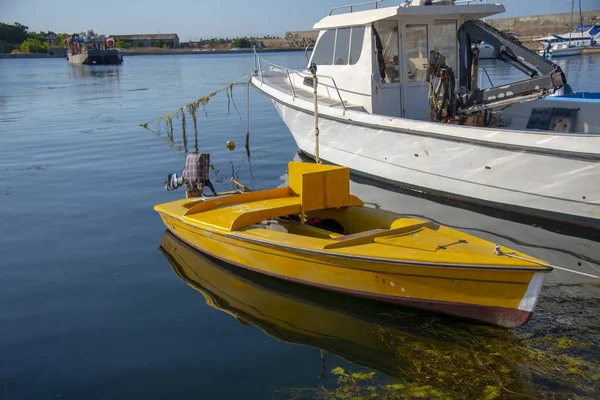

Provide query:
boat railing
left=253, top=48, right=347, bottom=111
left=329, top=0, right=383, bottom=15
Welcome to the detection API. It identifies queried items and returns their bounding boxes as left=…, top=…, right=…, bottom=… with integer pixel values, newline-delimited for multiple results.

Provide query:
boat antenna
left=309, top=62, right=320, bottom=164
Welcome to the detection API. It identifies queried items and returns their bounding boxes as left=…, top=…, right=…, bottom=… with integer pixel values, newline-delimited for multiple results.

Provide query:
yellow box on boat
left=288, top=161, right=352, bottom=212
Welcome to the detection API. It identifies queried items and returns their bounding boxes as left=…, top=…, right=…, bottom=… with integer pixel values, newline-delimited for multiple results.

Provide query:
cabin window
left=376, top=21, right=400, bottom=83
left=406, top=24, right=428, bottom=82
left=433, top=20, right=457, bottom=74
left=312, top=26, right=365, bottom=66
left=349, top=26, right=365, bottom=65
left=334, top=28, right=351, bottom=65
left=312, top=29, right=336, bottom=65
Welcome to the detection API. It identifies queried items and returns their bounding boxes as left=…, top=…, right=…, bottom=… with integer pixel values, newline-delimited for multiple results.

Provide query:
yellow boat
left=154, top=162, right=552, bottom=328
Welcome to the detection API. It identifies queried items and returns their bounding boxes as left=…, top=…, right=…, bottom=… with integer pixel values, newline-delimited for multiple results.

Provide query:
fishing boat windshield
left=311, top=26, right=366, bottom=66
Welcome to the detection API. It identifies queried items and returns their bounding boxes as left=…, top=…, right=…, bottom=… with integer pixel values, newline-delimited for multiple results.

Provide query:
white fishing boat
left=250, top=0, right=600, bottom=231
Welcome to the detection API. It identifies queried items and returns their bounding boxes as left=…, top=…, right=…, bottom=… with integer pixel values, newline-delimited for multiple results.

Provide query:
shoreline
left=2, top=46, right=599, bottom=59
left=0, top=47, right=305, bottom=59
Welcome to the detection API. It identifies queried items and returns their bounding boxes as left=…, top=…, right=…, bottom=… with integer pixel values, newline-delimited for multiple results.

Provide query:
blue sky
left=1, top=0, right=598, bottom=40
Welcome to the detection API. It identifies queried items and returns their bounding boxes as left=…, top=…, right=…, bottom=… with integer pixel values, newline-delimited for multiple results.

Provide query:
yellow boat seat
left=183, top=187, right=302, bottom=231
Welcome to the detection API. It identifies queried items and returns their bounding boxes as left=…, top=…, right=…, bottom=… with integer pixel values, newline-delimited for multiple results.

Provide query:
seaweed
left=276, top=321, right=600, bottom=400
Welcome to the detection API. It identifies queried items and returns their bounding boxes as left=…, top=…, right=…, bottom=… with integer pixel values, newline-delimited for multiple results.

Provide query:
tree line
left=184, top=36, right=282, bottom=49
left=1, top=22, right=284, bottom=53
left=0, top=22, right=100, bottom=54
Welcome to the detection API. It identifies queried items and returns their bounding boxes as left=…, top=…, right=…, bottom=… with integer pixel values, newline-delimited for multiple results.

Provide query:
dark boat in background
left=65, top=34, right=123, bottom=65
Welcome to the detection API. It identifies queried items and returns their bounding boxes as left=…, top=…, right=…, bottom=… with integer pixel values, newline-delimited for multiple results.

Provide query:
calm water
left=1, top=52, right=599, bottom=399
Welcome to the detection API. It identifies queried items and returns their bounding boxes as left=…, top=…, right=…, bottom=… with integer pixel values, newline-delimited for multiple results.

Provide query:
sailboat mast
left=569, top=0, right=575, bottom=44
left=579, top=0, right=584, bottom=42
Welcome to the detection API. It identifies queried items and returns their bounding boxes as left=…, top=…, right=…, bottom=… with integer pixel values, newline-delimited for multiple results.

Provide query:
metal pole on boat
left=310, top=63, right=320, bottom=164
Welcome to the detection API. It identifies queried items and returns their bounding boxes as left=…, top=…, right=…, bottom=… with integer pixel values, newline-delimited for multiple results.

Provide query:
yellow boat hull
left=157, top=212, right=545, bottom=328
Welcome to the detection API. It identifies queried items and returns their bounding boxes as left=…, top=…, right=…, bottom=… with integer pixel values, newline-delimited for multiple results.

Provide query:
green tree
left=57, top=33, right=69, bottom=46
left=151, top=40, right=162, bottom=47
left=230, top=37, right=251, bottom=48
left=135, top=40, right=143, bottom=47
left=20, top=38, right=47, bottom=53
left=116, top=40, right=131, bottom=48
left=0, top=22, right=28, bottom=44
left=0, top=42, right=16, bottom=54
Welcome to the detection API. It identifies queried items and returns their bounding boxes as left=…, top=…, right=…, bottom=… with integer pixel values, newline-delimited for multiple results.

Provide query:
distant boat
left=539, top=43, right=584, bottom=58
left=65, top=34, right=123, bottom=65
left=537, top=0, right=590, bottom=58
left=537, top=23, right=600, bottom=49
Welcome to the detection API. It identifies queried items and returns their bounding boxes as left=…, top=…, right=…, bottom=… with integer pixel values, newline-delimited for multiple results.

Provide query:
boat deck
left=258, top=69, right=366, bottom=112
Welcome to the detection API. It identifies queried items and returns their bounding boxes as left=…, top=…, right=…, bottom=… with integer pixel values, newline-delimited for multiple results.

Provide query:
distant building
left=110, top=34, right=180, bottom=48
left=45, top=32, right=58, bottom=46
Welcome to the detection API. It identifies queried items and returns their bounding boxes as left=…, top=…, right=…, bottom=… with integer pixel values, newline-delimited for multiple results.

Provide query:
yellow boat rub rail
left=155, top=210, right=552, bottom=273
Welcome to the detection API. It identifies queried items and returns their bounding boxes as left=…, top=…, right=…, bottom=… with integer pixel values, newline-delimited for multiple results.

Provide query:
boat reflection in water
left=68, top=64, right=121, bottom=80
left=159, top=230, right=598, bottom=399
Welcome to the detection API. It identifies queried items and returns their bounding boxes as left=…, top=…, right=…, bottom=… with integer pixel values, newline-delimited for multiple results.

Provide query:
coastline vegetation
left=1, top=22, right=283, bottom=53
left=0, top=22, right=88, bottom=54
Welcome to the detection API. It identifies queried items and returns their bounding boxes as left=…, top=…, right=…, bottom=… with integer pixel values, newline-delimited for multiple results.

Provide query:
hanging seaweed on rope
left=140, top=72, right=255, bottom=158
left=225, top=83, right=243, bottom=123
left=140, top=74, right=251, bottom=133
left=165, top=114, right=174, bottom=145
left=186, top=102, right=199, bottom=136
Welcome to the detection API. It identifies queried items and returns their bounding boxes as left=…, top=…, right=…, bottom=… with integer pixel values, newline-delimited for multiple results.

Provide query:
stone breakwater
left=488, top=10, right=599, bottom=38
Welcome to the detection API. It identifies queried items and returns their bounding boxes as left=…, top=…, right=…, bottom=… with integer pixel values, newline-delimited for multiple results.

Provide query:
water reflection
left=68, top=64, right=121, bottom=81
left=159, top=230, right=599, bottom=399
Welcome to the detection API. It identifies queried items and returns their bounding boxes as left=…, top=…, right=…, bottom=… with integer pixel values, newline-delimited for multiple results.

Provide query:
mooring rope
left=494, top=245, right=600, bottom=279
left=140, top=73, right=253, bottom=129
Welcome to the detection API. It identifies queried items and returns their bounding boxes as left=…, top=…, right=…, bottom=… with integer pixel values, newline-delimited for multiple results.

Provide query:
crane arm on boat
left=457, top=20, right=567, bottom=112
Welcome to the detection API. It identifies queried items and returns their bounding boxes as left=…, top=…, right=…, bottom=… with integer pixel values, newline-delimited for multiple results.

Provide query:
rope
left=493, top=245, right=600, bottom=279
left=245, top=75, right=251, bottom=151
left=140, top=73, right=252, bottom=129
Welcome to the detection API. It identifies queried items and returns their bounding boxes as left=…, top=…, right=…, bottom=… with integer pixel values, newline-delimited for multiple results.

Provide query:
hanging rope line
left=140, top=73, right=252, bottom=133
left=494, top=245, right=600, bottom=279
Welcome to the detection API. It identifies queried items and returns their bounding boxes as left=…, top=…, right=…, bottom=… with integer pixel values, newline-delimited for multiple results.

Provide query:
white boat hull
left=260, top=92, right=600, bottom=230
left=540, top=46, right=584, bottom=58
